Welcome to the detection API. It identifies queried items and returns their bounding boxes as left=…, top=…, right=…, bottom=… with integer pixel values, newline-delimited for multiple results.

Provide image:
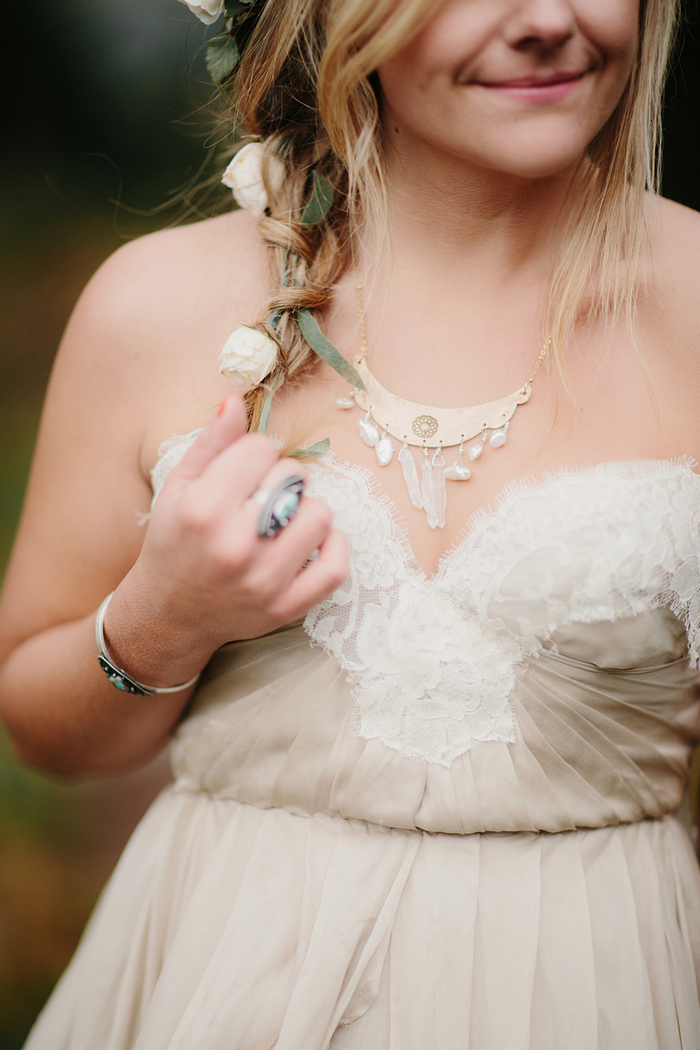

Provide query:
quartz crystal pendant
left=336, top=396, right=355, bottom=409
left=421, top=446, right=447, bottom=529
left=359, top=409, right=379, bottom=448
left=421, top=449, right=438, bottom=529
left=375, top=428, right=395, bottom=467
left=489, top=421, right=510, bottom=449
left=432, top=447, right=447, bottom=528
left=399, top=442, right=423, bottom=509
left=444, top=440, right=471, bottom=481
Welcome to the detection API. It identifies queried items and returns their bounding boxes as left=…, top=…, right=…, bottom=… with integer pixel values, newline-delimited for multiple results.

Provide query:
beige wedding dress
left=24, top=440, right=700, bottom=1050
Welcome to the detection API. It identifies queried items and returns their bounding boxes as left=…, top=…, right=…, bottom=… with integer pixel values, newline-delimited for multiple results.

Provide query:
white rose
left=219, top=327, right=278, bottom=385
left=177, top=0, right=225, bottom=25
left=221, top=142, right=286, bottom=217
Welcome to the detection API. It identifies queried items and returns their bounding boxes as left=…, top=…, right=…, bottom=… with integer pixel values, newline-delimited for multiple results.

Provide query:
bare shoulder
left=632, top=194, right=700, bottom=425
left=645, top=197, right=700, bottom=346
left=54, top=208, right=270, bottom=461
left=70, top=209, right=268, bottom=369
left=0, top=211, right=270, bottom=643
left=92, top=208, right=266, bottom=297
left=27, top=207, right=268, bottom=545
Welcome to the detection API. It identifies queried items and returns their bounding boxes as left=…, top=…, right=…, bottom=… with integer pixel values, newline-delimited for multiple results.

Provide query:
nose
left=504, top=0, right=577, bottom=52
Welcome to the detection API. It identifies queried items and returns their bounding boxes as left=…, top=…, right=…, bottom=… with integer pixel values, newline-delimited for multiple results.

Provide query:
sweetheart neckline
left=308, top=452, right=700, bottom=585
left=150, top=430, right=699, bottom=585
left=303, top=452, right=700, bottom=761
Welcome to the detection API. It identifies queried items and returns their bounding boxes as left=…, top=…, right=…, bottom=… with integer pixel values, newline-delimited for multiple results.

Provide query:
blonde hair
left=224, top=0, right=679, bottom=426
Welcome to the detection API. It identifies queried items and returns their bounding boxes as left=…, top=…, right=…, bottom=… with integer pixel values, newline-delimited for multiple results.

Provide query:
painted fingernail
left=217, top=398, right=228, bottom=418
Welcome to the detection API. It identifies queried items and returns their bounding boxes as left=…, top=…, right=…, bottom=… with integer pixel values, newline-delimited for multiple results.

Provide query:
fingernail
left=217, top=398, right=228, bottom=418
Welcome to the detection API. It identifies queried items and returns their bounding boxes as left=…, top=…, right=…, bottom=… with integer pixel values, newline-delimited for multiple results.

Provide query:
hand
left=107, top=397, right=348, bottom=684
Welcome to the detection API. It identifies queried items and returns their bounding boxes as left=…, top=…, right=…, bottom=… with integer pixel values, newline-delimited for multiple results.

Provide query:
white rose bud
left=177, top=0, right=225, bottom=25
left=219, top=327, right=279, bottom=385
left=221, top=142, right=286, bottom=217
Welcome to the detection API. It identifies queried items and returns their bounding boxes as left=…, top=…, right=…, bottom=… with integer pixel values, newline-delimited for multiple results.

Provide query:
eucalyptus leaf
left=301, top=172, right=335, bottom=228
left=224, top=0, right=254, bottom=16
left=289, top=439, right=330, bottom=460
left=258, top=392, right=273, bottom=434
left=205, top=34, right=239, bottom=83
left=297, top=309, right=365, bottom=390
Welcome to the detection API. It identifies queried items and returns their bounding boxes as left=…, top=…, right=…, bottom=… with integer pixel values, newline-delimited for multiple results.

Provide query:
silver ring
left=254, top=474, right=305, bottom=537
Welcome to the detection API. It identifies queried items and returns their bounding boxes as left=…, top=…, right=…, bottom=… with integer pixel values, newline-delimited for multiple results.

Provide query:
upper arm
left=0, top=210, right=270, bottom=663
left=0, top=240, right=160, bottom=658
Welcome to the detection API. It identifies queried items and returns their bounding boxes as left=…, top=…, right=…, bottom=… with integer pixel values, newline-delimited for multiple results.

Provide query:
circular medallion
left=412, top=415, right=439, bottom=439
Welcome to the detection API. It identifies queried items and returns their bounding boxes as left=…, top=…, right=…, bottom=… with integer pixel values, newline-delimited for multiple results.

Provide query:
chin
left=468, top=138, right=591, bottom=182
left=490, top=155, right=585, bottom=181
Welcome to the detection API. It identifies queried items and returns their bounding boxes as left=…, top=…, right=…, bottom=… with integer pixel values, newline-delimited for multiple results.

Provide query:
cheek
left=377, top=0, right=489, bottom=98
left=575, top=0, right=640, bottom=129
left=580, top=0, right=640, bottom=74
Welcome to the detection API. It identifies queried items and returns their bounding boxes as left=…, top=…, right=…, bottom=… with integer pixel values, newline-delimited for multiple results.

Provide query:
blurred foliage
left=1, top=0, right=700, bottom=1046
left=0, top=1, right=225, bottom=1045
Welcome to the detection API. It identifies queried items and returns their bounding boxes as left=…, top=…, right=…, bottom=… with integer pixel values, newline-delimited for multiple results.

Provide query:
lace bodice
left=152, top=436, right=700, bottom=768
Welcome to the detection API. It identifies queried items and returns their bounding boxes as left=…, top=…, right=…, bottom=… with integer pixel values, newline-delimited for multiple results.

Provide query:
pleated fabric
left=25, top=798, right=700, bottom=1050
left=24, top=610, right=700, bottom=1049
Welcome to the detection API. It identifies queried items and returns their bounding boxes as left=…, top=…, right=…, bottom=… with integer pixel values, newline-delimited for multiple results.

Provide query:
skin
left=1, top=0, right=700, bottom=776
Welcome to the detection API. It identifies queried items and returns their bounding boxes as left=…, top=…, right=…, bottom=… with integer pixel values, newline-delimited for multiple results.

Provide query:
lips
left=474, top=70, right=588, bottom=103
left=482, top=71, right=586, bottom=89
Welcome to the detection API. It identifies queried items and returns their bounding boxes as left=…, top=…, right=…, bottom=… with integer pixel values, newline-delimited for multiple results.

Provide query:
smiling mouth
left=476, top=71, right=588, bottom=102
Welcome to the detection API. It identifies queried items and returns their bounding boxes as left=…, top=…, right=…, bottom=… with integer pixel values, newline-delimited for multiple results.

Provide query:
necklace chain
left=355, top=279, right=550, bottom=435
left=526, top=338, right=549, bottom=386
left=348, top=279, right=550, bottom=529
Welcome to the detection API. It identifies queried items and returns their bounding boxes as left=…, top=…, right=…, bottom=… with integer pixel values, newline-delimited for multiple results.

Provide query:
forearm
left=0, top=406, right=347, bottom=775
left=0, top=599, right=201, bottom=776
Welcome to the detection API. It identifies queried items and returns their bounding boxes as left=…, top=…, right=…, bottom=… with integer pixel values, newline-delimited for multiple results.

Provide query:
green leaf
left=224, top=0, right=254, bottom=16
left=300, top=172, right=335, bottom=228
left=205, top=34, right=239, bottom=84
left=257, top=392, right=273, bottom=434
left=296, top=309, right=365, bottom=390
left=289, top=439, right=330, bottom=460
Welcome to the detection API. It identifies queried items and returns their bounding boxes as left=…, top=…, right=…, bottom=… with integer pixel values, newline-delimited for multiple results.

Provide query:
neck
left=380, top=121, right=581, bottom=288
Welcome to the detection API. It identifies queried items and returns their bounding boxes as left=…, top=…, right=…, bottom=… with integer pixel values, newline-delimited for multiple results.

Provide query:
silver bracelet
left=95, top=592, right=201, bottom=697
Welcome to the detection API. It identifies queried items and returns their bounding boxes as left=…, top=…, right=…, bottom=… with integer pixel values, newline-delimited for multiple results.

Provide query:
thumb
left=171, top=395, right=248, bottom=483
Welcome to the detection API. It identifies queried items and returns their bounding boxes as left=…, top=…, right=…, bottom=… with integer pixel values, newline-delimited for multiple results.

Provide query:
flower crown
left=179, top=0, right=265, bottom=84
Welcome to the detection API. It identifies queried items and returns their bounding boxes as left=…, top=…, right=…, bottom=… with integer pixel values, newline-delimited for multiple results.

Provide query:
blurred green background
left=0, top=1, right=222, bottom=1044
left=2, top=0, right=700, bottom=1045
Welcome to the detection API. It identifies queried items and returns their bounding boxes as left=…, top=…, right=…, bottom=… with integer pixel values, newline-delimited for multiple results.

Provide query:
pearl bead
left=444, top=464, right=471, bottom=481
left=375, top=435, right=395, bottom=466
left=359, top=418, right=379, bottom=447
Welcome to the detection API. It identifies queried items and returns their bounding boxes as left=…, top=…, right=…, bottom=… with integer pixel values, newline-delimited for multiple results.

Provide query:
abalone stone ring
left=254, top=474, right=305, bottom=537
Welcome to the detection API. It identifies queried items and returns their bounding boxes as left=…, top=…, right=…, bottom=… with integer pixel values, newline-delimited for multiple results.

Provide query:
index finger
left=171, top=395, right=248, bottom=483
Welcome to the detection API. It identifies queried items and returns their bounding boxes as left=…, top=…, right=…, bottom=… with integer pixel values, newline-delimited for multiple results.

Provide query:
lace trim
left=149, top=435, right=700, bottom=766
left=442, top=458, right=700, bottom=664
left=304, top=455, right=700, bottom=766
left=149, top=430, right=203, bottom=505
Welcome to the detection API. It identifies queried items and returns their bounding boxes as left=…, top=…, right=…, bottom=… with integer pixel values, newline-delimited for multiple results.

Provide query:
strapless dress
left=23, top=440, right=700, bottom=1050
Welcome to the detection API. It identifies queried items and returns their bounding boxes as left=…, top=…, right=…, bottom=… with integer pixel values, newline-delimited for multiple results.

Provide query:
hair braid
left=219, top=0, right=435, bottom=432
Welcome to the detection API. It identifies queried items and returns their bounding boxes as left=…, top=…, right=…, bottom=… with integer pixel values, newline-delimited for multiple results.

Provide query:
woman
left=3, top=0, right=700, bottom=1045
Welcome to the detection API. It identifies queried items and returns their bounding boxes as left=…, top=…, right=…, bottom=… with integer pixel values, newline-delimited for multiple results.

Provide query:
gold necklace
left=335, top=280, right=549, bottom=529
